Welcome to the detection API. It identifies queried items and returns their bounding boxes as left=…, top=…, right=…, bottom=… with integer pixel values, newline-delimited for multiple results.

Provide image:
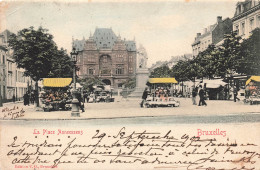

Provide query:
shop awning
left=43, top=78, right=72, bottom=87
left=203, top=79, right=227, bottom=88
left=149, top=78, right=178, bottom=84
left=246, top=76, right=260, bottom=85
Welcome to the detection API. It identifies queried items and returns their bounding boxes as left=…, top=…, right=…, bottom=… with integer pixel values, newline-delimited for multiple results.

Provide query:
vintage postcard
left=0, top=0, right=260, bottom=169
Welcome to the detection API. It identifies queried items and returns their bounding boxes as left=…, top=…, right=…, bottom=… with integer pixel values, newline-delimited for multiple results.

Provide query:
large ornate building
left=72, top=28, right=137, bottom=89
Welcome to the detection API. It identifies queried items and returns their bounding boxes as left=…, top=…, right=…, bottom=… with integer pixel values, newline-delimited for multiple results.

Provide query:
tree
left=78, top=77, right=105, bottom=92
left=237, top=28, right=260, bottom=75
left=150, top=65, right=172, bottom=78
left=122, top=78, right=136, bottom=89
left=171, top=60, right=189, bottom=82
left=8, top=27, right=58, bottom=107
left=217, top=31, right=242, bottom=77
left=196, top=44, right=218, bottom=79
left=48, top=48, right=73, bottom=78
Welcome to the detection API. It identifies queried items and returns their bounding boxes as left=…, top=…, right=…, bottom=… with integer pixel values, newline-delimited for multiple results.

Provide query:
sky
left=0, top=0, right=238, bottom=67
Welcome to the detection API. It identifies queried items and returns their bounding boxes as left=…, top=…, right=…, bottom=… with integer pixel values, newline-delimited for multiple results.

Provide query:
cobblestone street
left=1, top=97, right=259, bottom=121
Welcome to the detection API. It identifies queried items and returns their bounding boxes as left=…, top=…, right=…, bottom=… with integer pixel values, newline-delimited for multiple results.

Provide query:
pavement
left=0, top=96, right=259, bottom=120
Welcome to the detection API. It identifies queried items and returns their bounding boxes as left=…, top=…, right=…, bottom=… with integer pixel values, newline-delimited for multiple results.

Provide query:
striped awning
left=246, top=76, right=260, bottom=85
left=149, top=78, right=178, bottom=84
left=43, top=78, right=72, bottom=87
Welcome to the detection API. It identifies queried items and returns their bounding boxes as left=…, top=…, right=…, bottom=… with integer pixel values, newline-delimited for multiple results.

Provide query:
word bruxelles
left=6, top=127, right=260, bottom=170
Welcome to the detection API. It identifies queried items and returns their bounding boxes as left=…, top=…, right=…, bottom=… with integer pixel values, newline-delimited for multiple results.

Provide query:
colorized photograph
left=0, top=0, right=260, bottom=169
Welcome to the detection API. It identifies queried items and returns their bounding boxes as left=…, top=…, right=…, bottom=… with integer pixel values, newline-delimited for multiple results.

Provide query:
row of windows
left=201, top=39, right=211, bottom=51
left=16, top=71, right=26, bottom=83
left=234, top=15, right=260, bottom=36
left=0, top=68, right=26, bottom=83
left=87, top=67, right=133, bottom=75
left=84, top=55, right=133, bottom=62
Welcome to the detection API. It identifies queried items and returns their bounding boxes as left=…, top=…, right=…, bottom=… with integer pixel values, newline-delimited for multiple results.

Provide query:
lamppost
left=70, top=47, right=80, bottom=117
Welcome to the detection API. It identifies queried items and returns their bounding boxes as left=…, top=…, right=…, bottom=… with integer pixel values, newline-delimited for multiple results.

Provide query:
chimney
left=196, top=33, right=201, bottom=37
left=217, top=16, right=222, bottom=23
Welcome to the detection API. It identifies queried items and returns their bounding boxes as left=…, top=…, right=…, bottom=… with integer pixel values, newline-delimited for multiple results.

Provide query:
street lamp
left=70, top=47, right=80, bottom=117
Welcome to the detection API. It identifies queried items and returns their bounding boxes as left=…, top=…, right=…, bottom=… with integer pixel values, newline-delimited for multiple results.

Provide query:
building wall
left=192, top=31, right=212, bottom=57
left=212, top=18, right=233, bottom=44
left=199, top=33, right=212, bottom=52
left=0, top=30, right=31, bottom=102
left=0, top=47, right=7, bottom=101
left=6, top=56, right=16, bottom=100
left=74, top=28, right=137, bottom=89
left=233, top=3, right=260, bottom=39
left=192, top=16, right=232, bottom=57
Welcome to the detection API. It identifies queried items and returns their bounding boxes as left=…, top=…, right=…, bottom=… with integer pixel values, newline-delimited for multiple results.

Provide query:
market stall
left=202, top=79, right=228, bottom=100
left=41, top=78, right=73, bottom=111
left=145, top=78, right=180, bottom=107
left=245, top=76, right=260, bottom=105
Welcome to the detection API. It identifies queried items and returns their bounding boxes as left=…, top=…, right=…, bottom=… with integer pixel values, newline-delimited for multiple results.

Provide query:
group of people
left=23, top=91, right=36, bottom=106
left=140, top=85, right=208, bottom=107
left=191, top=85, right=207, bottom=106
left=41, top=90, right=71, bottom=102
left=140, top=87, right=175, bottom=107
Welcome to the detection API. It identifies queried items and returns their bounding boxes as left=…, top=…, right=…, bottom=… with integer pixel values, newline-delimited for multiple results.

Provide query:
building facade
left=0, top=30, right=30, bottom=102
left=232, top=0, right=260, bottom=39
left=192, top=16, right=232, bottom=56
left=0, top=38, right=7, bottom=102
left=72, top=28, right=137, bottom=89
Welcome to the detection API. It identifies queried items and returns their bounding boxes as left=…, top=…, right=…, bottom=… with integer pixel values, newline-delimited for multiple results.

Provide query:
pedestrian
left=192, top=87, right=197, bottom=105
left=198, top=85, right=207, bottom=106
left=23, top=92, right=29, bottom=106
left=233, top=87, right=240, bottom=102
left=76, top=92, right=85, bottom=112
left=83, top=92, right=88, bottom=103
left=140, top=87, right=148, bottom=108
left=30, top=92, right=35, bottom=104
left=12, top=94, right=16, bottom=103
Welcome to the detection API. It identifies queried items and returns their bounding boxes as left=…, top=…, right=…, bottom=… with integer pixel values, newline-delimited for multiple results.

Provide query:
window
left=3, top=69, right=5, bottom=81
left=249, top=18, right=254, bottom=31
left=235, top=25, right=239, bottom=35
left=87, top=56, right=95, bottom=62
left=241, top=22, right=245, bottom=35
left=2, top=55, right=5, bottom=64
left=116, top=54, right=124, bottom=62
left=116, top=65, right=124, bottom=75
left=88, top=68, right=94, bottom=75
left=129, top=67, right=133, bottom=73
left=129, top=56, right=133, bottom=62
left=8, top=73, right=12, bottom=86
left=8, top=62, right=12, bottom=71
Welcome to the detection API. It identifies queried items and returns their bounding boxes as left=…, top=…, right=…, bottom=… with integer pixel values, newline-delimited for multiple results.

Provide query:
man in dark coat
left=76, top=92, right=85, bottom=112
left=23, top=92, right=29, bottom=106
left=198, top=85, right=207, bottom=106
left=12, top=94, right=16, bottom=103
left=233, top=87, right=240, bottom=102
left=140, top=87, right=148, bottom=108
